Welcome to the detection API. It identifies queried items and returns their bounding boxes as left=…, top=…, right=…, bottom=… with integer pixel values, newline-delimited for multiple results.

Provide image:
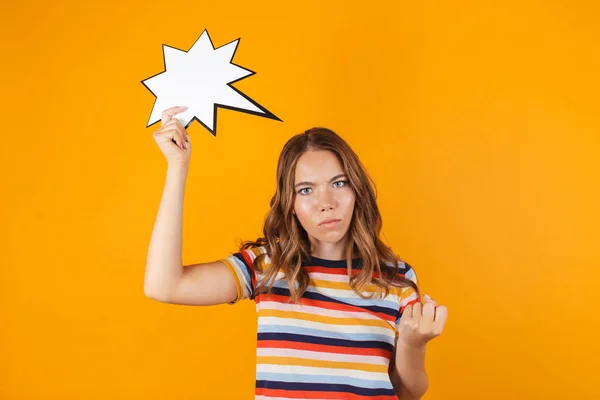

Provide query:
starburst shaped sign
left=142, top=30, right=281, bottom=135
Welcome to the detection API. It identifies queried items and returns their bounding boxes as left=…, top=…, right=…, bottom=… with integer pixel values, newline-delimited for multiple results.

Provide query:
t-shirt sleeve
left=219, top=246, right=267, bottom=304
left=394, top=262, right=420, bottom=337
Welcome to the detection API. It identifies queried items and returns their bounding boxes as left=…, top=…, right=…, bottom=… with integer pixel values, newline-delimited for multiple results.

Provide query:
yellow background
left=1, top=0, right=598, bottom=399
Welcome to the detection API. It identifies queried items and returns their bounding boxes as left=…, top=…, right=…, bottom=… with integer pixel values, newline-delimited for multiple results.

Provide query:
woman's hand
left=397, top=294, right=448, bottom=349
left=152, top=106, right=191, bottom=166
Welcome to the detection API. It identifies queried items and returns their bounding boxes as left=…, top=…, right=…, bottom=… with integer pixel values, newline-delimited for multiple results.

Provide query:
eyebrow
left=294, top=174, right=348, bottom=188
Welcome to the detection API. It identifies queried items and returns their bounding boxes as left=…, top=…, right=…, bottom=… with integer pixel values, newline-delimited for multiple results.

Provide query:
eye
left=333, top=180, right=347, bottom=188
left=298, top=187, right=312, bottom=195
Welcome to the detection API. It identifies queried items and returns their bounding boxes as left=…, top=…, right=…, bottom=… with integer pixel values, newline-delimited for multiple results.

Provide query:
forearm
left=144, top=164, right=188, bottom=300
left=390, top=342, right=429, bottom=400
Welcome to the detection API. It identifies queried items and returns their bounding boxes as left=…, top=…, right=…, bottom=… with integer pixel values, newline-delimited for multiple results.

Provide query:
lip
left=319, top=218, right=341, bottom=227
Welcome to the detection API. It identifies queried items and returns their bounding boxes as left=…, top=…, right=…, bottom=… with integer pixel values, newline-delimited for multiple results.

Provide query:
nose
left=318, top=189, right=336, bottom=211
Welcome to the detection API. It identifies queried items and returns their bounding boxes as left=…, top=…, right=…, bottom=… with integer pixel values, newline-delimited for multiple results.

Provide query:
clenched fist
left=152, top=106, right=191, bottom=166
left=397, top=294, right=448, bottom=348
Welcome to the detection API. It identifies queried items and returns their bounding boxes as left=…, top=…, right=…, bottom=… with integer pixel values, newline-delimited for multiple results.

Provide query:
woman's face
left=293, top=150, right=356, bottom=246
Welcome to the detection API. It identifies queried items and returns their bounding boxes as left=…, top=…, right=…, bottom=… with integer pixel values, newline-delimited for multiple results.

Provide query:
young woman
left=144, top=106, right=448, bottom=400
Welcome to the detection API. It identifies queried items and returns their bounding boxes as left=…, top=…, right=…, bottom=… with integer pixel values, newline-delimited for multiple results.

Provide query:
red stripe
left=256, top=388, right=397, bottom=399
left=256, top=294, right=396, bottom=322
left=241, top=250, right=257, bottom=292
left=399, top=298, right=420, bottom=313
left=257, top=340, right=392, bottom=358
left=303, top=266, right=348, bottom=275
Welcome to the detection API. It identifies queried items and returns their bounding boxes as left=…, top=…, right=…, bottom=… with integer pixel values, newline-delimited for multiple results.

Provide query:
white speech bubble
left=142, top=30, right=281, bottom=135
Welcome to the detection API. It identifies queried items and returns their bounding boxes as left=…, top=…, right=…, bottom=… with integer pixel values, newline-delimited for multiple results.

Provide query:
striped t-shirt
left=220, top=246, right=419, bottom=400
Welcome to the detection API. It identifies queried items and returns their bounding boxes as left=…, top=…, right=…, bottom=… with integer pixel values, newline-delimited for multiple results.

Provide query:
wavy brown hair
left=241, top=127, right=419, bottom=303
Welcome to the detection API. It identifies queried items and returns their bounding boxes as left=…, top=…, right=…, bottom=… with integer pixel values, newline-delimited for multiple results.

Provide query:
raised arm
left=143, top=106, right=238, bottom=306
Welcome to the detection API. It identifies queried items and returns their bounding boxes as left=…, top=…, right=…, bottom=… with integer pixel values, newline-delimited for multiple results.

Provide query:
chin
left=314, top=236, right=342, bottom=244
left=311, top=230, right=348, bottom=244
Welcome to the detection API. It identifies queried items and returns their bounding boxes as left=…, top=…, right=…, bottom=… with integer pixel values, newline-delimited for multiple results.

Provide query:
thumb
left=423, top=293, right=437, bottom=305
left=161, top=106, right=188, bottom=126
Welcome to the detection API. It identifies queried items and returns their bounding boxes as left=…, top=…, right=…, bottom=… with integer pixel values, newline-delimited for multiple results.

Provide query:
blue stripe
left=307, top=287, right=399, bottom=309
left=256, top=380, right=396, bottom=396
left=257, top=332, right=395, bottom=353
left=263, top=287, right=398, bottom=318
left=231, top=254, right=254, bottom=296
left=301, top=256, right=362, bottom=269
left=257, top=324, right=395, bottom=346
left=256, top=372, right=393, bottom=390
left=269, top=281, right=399, bottom=310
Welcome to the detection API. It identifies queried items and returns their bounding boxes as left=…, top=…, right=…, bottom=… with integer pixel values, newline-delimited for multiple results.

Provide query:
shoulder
left=382, top=259, right=415, bottom=275
left=238, top=245, right=271, bottom=269
left=240, top=245, right=269, bottom=257
left=400, top=261, right=417, bottom=283
left=382, top=259, right=418, bottom=291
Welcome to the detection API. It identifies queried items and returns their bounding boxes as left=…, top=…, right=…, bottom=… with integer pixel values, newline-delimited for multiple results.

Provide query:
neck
left=308, top=235, right=351, bottom=260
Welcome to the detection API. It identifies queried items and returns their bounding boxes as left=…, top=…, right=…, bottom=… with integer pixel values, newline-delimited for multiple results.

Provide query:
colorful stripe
left=220, top=246, right=418, bottom=399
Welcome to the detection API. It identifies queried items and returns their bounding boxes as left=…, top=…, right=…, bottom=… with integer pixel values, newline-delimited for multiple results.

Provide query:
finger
left=412, top=302, right=422, bottom=318
left=161, top=106, right=188, bottom=126
left=174, top=125, right=188, bottom=149
left=402, top=304, right=413, bottom=320
left=162, top=118, right=186, bottom=132
left=163, top=118, right=190, bottom=143
left=158, top=128, right=185, bottom=150
left=162, top=118, right=181, bottom=127
left=175, top=130, right=187, bottom=149
left=424, top=293, right=437, bottom=306
left=162, top=123, right=188, bottom=149
left=422, top=302, right=435, bottom=323
left=156, top=126, right=181, bottom=142
left=433, top=305, right=448, bottom=330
